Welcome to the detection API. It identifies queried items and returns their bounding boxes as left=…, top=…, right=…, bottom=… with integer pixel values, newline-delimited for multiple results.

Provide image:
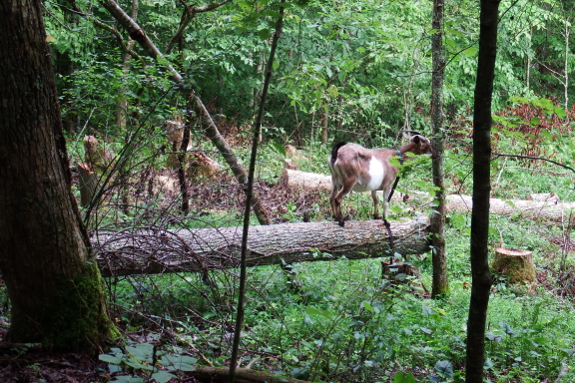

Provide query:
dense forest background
left=46, top=0, right=575, bottom=151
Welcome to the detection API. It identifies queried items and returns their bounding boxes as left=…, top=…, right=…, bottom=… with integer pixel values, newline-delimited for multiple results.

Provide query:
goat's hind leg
left=333, top=180, right=355, bottom=227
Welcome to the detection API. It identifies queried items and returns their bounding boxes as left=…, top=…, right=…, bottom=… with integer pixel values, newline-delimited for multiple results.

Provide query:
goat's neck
left=398, top=141, right=417, bottom=154
left=397, top=141, right=419, bottom=161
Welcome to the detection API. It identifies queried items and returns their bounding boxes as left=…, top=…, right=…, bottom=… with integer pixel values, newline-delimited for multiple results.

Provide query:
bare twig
left=492, top=152, right=575, bottom=174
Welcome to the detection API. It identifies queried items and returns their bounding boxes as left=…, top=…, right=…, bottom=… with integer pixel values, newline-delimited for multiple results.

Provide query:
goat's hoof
left=338, top=221, right=345, bottom=227
left=383, top=219, right=391, bottom=228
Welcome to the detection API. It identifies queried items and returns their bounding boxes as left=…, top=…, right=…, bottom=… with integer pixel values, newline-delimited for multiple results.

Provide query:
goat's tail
left=330, top=142, right=347, bottom=165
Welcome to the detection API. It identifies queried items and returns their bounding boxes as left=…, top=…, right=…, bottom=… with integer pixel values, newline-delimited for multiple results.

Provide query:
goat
left=328, top=134, right=435, bottom=227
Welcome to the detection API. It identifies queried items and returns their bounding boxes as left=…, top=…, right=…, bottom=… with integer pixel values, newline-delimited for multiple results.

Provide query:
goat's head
left=407, top=134, right=437, bottom=158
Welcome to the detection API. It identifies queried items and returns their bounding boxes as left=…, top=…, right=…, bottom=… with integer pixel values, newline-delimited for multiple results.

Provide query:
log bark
left=192, top=367, right=310, bottom=383
left=446, top=194, right=575, bottom=222
left=94, top=218, right=431, bottom=277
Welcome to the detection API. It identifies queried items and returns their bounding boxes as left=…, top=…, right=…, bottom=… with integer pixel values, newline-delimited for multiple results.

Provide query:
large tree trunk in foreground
left=0, top=0, right=117, bottom=350
left=466, top=0, right=499, bottom=381
left=94, top=219, right=431, bottom=277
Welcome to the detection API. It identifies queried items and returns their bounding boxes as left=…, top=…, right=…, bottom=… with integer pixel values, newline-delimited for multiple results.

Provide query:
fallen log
left=94, top=217, right=431, bottom=277
left=192, top=367, right=310, bottom=383
left=446, top=194, right=575, bottom=222
left=281, top=169, right=416, bottom=202
left=281, top=168, right=332, bottom=191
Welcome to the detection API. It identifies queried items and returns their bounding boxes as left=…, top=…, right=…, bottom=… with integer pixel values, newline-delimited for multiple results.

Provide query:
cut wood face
left=495, top=248, right=532, bottom=257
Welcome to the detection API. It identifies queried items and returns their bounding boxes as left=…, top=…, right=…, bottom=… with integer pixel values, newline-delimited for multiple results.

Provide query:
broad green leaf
left=434, top=360, right=454, bottom=377
left=99, top=354, right=123, bottom=364
left=462, top=46, right=478, bottom=57
left=393, top=371, right=415, bottom=383
left=306, top=307, right=322, bottom=316
left=258, top=28, right=271, bottom=40
left=422, top=305, right=435, bottom=315
left=152, top=371, right=176, bottom=383
left=362, top=301, right=374, bottom=312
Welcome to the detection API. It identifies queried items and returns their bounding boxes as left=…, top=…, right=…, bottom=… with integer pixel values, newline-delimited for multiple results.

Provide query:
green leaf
left=111, top=376, right=145, bottom=383
left=422, top=305, right=435, bottom=315
left=362, top=301, right=374, bottom=312
left=462, top=46, right=478, bottom=57
left=126, top=343, right=154, bottom=362
left=306, top=307, right=322, bottom=316
left=258, top=28, right=271, bottom=40
left=152, top=371, right=176, bottom=383
left=434, top=360, right=454, bottom=377
left=99, top=354, right=123, bottom=364
left=393, top=371, right=415, bottom=383
left=161, top=354, right=197, bottom=371
left=500, top=321, right=516, bottom=337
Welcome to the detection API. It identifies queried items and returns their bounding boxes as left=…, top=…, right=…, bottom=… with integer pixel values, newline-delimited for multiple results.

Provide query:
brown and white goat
left=328, top=135, right=435, bottom=226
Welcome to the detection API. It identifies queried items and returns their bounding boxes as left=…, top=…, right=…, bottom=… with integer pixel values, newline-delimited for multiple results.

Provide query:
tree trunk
left=0, top=0, right=117, bottom=350
left=466, top=0, right=500, bottom=381
left=94, top=219, right=431, bottom=277
left=430, top=0, right=449, bottom=298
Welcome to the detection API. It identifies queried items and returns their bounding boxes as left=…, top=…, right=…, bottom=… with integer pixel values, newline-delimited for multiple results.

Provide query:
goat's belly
left=353, top=157, right=384, bottom=192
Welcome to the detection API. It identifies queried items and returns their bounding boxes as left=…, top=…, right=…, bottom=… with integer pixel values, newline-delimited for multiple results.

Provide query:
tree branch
left=165, top=0, right=232, bottom=55
left=92, top=19, right=147, bottom=66
left=492, top=152, right=575, bottom=174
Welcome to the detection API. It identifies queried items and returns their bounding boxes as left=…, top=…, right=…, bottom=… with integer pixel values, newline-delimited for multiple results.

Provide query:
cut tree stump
left=77, top=162, right=99, bottom=207
left=491, top=247, right=536, bottom=284
left=94, top=217, right=431, bottom=277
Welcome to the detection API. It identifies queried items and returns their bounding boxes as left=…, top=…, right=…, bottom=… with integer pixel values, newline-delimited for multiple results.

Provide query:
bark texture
left=0, top=0, right=117, bottom=350
left=430, top=0, right=449, bottom=297
left=466, top=0, right=500, bottom=381
left=95, top=218, right=431, bottom=277
left=193, top=367, right=310, bottom=383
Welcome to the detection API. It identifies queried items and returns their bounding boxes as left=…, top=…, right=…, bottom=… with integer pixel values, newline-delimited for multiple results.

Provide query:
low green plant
left=99, top=342, right=197, bottom=383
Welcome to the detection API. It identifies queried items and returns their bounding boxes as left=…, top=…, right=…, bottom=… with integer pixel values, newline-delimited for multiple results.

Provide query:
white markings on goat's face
left=353, top=156, right=384, bottom=192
